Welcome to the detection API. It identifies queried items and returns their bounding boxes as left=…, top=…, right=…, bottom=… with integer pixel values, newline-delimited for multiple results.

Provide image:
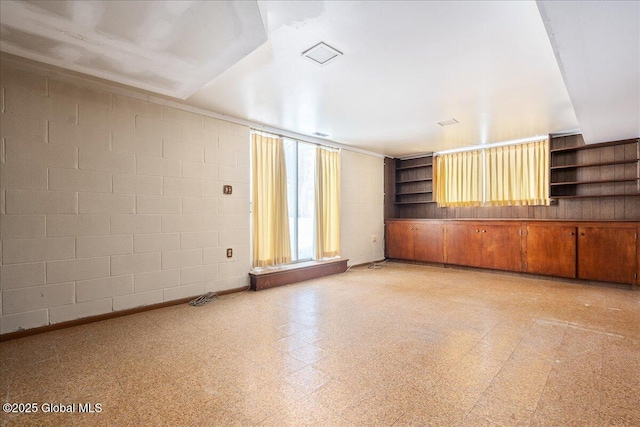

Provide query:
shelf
left=396, top=164, right=431, bottom=170
left=551, top=178, right=638, bottom=186
left=550, top=138, right=638, bottom=153
left=396, top=191, right=433, bottom=195
left=550, top=159, right=638, bottom=170
left=551, top=193, right=640, bottom=199
left=394, top=201, right=436, bottom=205
left=396, top=178, right=433, bottom=183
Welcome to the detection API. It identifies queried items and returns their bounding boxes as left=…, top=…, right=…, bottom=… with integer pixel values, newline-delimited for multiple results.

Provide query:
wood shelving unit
left=394, top=155, right=434, bottom=208
left=549, top=137, right=639, bottom=199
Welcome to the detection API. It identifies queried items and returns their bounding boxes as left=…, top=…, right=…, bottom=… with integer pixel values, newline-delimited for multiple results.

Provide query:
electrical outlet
left=226, top=248, right=233, bottom=258
left=223, top=185, right=233, bottom=195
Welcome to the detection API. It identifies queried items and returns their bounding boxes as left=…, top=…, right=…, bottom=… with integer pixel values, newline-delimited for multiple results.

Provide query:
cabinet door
left=445, top=223, right=483, bottom=267
left=413, top=222, right=444, bottom=263
left=482, top=224, right=522, bottom=272
left=526, top=224, right=576, bottom=278
left=386, top=221, right=414, bottom=260
left=577, top=226, right=637, bottom=284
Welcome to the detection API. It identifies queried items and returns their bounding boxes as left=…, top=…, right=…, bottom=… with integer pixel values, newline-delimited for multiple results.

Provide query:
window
left=283, top=139, right=316, bottom=261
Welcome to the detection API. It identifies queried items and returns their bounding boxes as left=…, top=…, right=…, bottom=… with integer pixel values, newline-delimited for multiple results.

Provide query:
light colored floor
left=1, top=262, right=639, bottom=426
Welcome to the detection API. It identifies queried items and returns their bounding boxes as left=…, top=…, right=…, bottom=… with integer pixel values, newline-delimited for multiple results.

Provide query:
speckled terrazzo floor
left=1, top=262, right=639, bottom=426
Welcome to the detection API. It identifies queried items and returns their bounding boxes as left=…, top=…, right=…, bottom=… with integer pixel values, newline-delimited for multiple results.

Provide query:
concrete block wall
left=341, top=150, right=385, bottom=266
left=0, top=64, right=251, bottom=334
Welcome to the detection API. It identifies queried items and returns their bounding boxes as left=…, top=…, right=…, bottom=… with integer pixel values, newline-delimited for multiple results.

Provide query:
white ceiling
left=0, top=0, right=267, bottom=99
left=1, top=1, right=637, bottom=157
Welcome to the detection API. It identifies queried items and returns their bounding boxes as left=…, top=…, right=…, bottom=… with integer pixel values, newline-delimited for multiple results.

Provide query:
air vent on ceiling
left=313, top=132, right=329, bottom=138
left=302, top=42, right=343, bottom=66
left=437, top=118, right=459, bottom=126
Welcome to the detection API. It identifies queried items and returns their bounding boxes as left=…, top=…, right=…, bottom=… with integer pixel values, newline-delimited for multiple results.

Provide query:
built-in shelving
left=394, top=154, right=434, bottom=207
left=549, top=137, right=639, bottom=199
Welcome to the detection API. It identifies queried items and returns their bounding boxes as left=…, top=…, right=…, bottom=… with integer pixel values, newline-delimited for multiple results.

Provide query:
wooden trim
left=250, top=259, right=348, bottom=291
left=0, top=286, right=248, bottom=343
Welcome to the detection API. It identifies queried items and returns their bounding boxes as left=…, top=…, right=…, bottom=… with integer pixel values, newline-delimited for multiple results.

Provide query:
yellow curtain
left=434, top=149, right=483, bottom=207
left=251, top=133, right=292, bottom=268
left=486, top=139, right=549, bottom=206
left=315, top=147, right=341, bottom=259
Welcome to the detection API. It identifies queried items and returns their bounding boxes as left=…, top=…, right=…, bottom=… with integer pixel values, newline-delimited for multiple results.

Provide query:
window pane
left=283, top=139, right=298, bottom=261
left=297, top=143, right=316, bottom=260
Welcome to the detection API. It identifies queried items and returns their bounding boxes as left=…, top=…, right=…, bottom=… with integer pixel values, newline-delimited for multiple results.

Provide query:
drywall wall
left=0, top=63, right=251, bottom=333
left=341, top=150, right=385, bottom=266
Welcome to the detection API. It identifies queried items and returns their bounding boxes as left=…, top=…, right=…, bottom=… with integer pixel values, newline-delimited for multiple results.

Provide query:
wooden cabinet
left=386, top=220, right=444, bottom=263
left=444, top=222, right=521, bottom=272
left=577, top=225, right=637, bottom=284
left=524, top=223, right=577, bottom=278
left=387, top=219, right=639, bottom=286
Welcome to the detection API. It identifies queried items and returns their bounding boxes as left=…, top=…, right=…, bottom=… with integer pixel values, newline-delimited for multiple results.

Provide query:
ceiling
left=1, top=1, right=637, bottom=157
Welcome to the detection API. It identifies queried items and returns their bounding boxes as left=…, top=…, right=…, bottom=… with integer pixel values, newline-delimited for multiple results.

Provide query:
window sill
left=249, top=258, right=348, bottom=290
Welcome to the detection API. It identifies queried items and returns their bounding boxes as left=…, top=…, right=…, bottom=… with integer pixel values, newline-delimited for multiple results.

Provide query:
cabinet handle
left=481, top=230, right=486, bottom=233
left=475, top=229, right=480, bottom=233
left=580, top=232, right=585, bottom=236
left=569, top=232, right=575, bottom=235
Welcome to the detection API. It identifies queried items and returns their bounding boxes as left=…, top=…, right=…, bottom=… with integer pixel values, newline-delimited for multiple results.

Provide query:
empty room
left=0, top=1, right=639, bottom=426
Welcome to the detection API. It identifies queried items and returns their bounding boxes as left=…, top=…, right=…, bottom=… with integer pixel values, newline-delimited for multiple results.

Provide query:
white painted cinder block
left=218, top=133, right=249, bottom=153
left=182, top=125, right=217, bottom=146
left=3, top=237, right=75, bottom=264
left=180, top=231, right=218, bottom=250
left=78, top=104, right=135, bottom=134
left=112, top=94, right=162, bottom=119
left=76, top=275, right=133, bottom=302
left=6, top=189, right=77, bottom=214
left=163, top=177, right=203, bottom=197
left=0, top=66, right=47, bottom=95
left=47, top=214, right=110, bottom=237
left=182, top=161, right=218, bottom=181
left=203, top=247, right=234, bottom=264
left=136, top=155, right=181, bottom=177
left=111, top=253, right=161, bottom=276
left=0, top=309, right=49, bottom=334
left=49, top=298, right=113, bottom=324
left=205, top=147, right=237, bottom=166
left=219, top=166, right=250, bottom=184
left=47, top=257, right=110, bottom=283
left=182, top=197, right=218, bottom=214
left=49, top=168, right=112, bottom=193
left=162, top=106, right=203, bottom=128
left=136, top=195, right=182, bottom=214
left=1, top=215, right=46, bottom=239
left=163, top=283, right=204, bottom=302
left=78, top=193, right=135, bottom=214
left=219, top=229, right=250, bottom=246
left=113, top=174, right=162, bottom=195
left=161, top=214, right=202, bottom=233
left=111, top=214, right=161, bottom=234
left=48, top=79, right=111, bottom=107
left=218, top=260, right=251, bottom=280
left=0, top=262, right=46, bottom=290
left=163, top=140, right=204, bottom=162
left=0, top=163, right=48, bottom=190
left=3, top=282, right=75, bottom=315
left=134, top=233, right=180, bottom=253
left=0, top=113, right=47, bottom=143
left=112, top=290, right=163, bottom=311
left=79, top=148, right=135, bottom=174
left=4, top=88, right=76, bottom=123
left=76, top=235, right=133, bottom=258
left=161, top=249, right=202, bottom=270
left=112, top=132, right=162, bottom=157
left=217, top=198, right=249, bottom=215
left=135, top=116, right=182, bottom=141
left=180, top=264, right=218, bottom=285
left=5, top=139, right=78, bottom=169
left=134, top=269, right=180, bottom=292
left=48, top=121, right=111, bottom=151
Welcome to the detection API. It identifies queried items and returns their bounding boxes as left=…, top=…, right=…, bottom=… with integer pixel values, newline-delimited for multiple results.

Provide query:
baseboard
left=0, top=285, right=248, bottom=342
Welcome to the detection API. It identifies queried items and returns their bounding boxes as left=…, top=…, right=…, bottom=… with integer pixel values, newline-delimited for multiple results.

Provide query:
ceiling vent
left=313, top=132, right=329, bottom=137
left=437, top=118, right=459, bottom=126
left=302, top=42, right=343, bottom=66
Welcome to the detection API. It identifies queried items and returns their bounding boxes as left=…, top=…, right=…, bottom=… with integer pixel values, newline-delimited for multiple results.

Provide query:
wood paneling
left=250, top=259, right=348, bottom=291
left=413, top=221, right=444, bottom=263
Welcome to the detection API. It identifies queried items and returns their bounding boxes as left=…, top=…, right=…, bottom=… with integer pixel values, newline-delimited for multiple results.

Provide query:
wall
left=341, top=150, right=385, bottom=265
left=390, top=135, right=640, bottom=221
left=0, top=63, right=251, bottom=334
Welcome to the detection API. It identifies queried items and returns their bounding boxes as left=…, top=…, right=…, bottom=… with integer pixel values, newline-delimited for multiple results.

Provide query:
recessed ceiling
left=0, top=0, right=267, bottom=99
left=1, top=1, right=635, bottom=157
